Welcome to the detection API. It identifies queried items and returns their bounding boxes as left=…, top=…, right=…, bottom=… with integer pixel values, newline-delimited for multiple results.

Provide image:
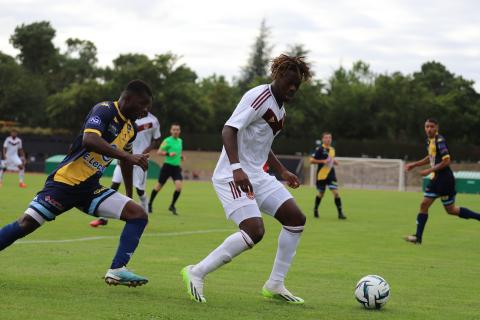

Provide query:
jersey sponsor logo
left=137, top=122, right=153, bottom=132
left=83, top=152, right=109, bottom=173
left=262, top=109, right=285, bottom=135
left=44, top=195, right=65, bottom=211
left=88, top=116, right=102, bottom=125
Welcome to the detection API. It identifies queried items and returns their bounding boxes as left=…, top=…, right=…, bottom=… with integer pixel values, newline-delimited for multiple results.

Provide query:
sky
left=0, top=0, right=479, bottom=89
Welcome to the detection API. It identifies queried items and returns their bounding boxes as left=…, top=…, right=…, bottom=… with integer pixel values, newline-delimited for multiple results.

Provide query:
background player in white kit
left=0, top=129, right=27, bottom=188
left=89, top=107, right=161, bottom=227
left=181, top=54, right=312, bottom=304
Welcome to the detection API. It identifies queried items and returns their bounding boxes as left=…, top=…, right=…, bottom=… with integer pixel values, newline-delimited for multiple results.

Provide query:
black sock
left=171, top=190, right=181, bottom=207
left=314, top=196, right=321, bottom=210
left=149, top=189, right=158, bottom=205
left=415, top=213, right=429, bottom=241
left=335, top=197, right=343, bottom=214
left=459, top=207, right=480, bottom=221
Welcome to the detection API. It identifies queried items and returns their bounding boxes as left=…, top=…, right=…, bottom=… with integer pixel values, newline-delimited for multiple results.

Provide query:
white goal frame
left=309, top=157, right=405, bottom=191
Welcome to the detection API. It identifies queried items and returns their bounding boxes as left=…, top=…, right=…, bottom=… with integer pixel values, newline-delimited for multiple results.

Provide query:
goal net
left=309, top=157, right=405, bottom=191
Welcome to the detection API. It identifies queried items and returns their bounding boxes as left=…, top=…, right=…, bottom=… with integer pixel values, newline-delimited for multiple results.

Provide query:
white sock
left=191, top=230, right=254, bottom=278
left=19, top=168, right=25, bottom=183
left=267, top=226, right=304, bottom=288
left=0, top=167, right=4, bottom=182
left=139, top=194, right=148, bottom=212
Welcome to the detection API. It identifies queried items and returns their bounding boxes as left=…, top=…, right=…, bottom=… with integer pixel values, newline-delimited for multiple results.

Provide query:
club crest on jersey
left=88, top=116, right=101, bottom=125
left=108, top=124, right=119, bottom=136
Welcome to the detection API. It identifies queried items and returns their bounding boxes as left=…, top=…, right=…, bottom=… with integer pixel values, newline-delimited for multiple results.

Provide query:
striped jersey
left=48, top=101, right=137, bottom=190
left=312, top=144, right=336, bottom=180
left=213, top=84, right=286, bottom=180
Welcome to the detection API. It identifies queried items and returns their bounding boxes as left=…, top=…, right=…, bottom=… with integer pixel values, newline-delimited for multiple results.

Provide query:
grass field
left=1, top=173, right=480, bottom=320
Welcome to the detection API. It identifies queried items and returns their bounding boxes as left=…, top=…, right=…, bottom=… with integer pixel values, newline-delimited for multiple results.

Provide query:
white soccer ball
left=354, top=275, right=390, bottom=309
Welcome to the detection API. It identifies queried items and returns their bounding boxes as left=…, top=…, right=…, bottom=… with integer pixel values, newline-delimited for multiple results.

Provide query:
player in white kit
left=181, top=54, right=312, bottom=304
left=0, top=129, right=27, bottom=188
left=89, top=109, right=161, bottom=227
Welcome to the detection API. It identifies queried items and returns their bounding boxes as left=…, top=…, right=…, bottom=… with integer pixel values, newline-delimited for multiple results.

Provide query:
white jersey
left=213, top=84, right=286, bottom=181
left=3, top=136, right=23, bottom=159
left=132, top=112, right=161, bottom=154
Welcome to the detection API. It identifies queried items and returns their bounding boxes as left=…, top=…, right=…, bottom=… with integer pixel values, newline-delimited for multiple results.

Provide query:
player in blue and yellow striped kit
left=310, top=132, right=346, bottom=220
left=405, top=118, right=480, bottom=244
left=0, top=80, right=152, bottom=286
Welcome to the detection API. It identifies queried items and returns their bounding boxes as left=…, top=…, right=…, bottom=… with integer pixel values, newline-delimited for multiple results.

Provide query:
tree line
left=1, top=20, right=479, bottom=145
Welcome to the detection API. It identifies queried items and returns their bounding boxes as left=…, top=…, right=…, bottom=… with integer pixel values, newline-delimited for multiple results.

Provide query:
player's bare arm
left=82, top=132, right=149, bottom=170
left=222, top=125, right=253, bottom=193
left=142, top=137, right=161, bottom=154
left=268, top=150, right=300, bottom=189
left=120, top=159, right=134, bottom=198
left=405, top=156, right=430, bottom=171
left=419, top=157, right=451, bottom=176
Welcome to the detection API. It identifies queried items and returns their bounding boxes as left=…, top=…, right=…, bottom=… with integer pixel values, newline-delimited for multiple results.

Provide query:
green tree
left=285, top=43, right=310, bottom=57
left=0, top=51, right=48, bottom=126
left=45, top=81, right=108, bottom=131
left=198, top=75, right=240, bottom=132
left=239, top=19, right=272, bottom=89
left=9, top=21, right=57, bottom=74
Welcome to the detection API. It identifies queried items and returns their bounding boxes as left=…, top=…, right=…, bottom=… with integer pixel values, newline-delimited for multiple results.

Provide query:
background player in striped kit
left=310, top=132, right=346, bottom=219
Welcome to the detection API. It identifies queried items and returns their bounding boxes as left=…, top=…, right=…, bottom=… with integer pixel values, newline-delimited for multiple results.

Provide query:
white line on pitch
left=15, top=229, right=233, bottom=245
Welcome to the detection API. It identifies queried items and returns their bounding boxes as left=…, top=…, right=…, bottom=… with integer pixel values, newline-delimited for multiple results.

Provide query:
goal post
left=309, top=157, right=405, bottom=191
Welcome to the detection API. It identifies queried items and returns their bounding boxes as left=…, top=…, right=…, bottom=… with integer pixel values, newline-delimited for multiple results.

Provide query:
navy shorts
left=28, top=181, right=117, bottom=221
left=424, top=173, right=456, bottom=206
left=158, top=163, right=183, bottom=184
left=316, top=170, right=338, bottom=192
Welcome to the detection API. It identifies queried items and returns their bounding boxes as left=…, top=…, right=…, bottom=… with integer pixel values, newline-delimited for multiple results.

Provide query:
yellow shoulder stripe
left=84, top=129, right=102, bottom=136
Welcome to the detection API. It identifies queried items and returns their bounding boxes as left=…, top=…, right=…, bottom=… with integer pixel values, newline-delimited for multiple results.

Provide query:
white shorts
left=212, top=172, right=293, bottom=221
left=2, top=156, right=22, bottom=171
left=111, top=164, right=147, bottom=190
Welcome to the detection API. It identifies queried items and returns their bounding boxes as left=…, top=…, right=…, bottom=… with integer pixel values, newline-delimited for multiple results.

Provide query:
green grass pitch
left=0, top=173, right=479, bottom=319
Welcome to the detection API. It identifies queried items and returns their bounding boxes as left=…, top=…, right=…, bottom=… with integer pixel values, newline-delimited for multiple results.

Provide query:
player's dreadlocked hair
left=270, top=54, right=312, bottom=81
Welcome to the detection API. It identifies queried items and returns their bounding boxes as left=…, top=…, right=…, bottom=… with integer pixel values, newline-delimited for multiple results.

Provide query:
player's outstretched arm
left=405, top=156, right=430, bottom=171
left=268, top=150, right=300, bottom=189
left=222, top=125, right=253, bottom=193
left=82, top=132, right=149, bottom=170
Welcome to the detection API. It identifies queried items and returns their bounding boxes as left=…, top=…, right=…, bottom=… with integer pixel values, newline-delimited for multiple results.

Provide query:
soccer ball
left=354, top=275, right=390, bottom=309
